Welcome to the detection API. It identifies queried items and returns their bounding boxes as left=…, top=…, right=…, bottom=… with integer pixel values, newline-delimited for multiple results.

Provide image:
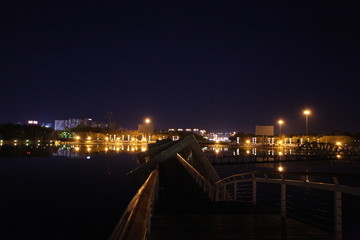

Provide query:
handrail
left=213, top=171, right=360, bottom=240
left=109, top=170, right=159, bottom=240
left=128, top=135, right=220, bottom=189
left=176, top=153, right=216, bottom=198
left=215, top=171, right=360, bottom=187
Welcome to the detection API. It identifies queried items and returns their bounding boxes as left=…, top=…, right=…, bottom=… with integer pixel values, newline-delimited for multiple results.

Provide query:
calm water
left=1, top=144, right=360, bottom=239
left=0, top=144, right=139, bottom=240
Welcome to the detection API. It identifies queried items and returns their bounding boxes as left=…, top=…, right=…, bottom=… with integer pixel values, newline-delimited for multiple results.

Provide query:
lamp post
left=303, top=110, right=311, bottom=136
left=144, top=118, right=151, bottom=143
left=278, top=119, right=284, bottom=136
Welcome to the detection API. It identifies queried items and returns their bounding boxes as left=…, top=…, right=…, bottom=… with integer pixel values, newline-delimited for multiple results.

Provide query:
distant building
left=108, top=122, right=117, bottom=131
left=138, top=124, right=155, bottom=134
left=54, top=118, right=94, bottom=130
left=255, top=126, right=274, bottom=136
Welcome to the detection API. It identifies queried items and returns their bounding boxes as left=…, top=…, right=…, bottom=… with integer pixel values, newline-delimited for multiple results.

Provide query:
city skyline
left=1, top=1, right=359, bottom=133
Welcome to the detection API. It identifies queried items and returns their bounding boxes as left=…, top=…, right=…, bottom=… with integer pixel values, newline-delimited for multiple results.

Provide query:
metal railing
left=109, top=170, right=159, bottom=240
left=214, top=171, right=360, bottom=240
left=176, top=153, right=217, bottom=200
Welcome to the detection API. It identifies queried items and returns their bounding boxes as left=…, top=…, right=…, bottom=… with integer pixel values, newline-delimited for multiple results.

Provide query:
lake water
left=0, top=144, right=139, bottom=240
left=1, top=144, right=360, bottom=239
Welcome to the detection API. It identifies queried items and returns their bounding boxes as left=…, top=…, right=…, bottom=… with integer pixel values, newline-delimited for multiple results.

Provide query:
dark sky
left=1, top=0, right=359, bottom=133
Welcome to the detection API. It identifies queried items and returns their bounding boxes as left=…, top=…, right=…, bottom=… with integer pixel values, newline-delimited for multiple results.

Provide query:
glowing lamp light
left=336, top=154, right=341, bottom=159
left=245, top=140, right=250, bottom=144
left=75, top=147, right=80, bottom=151
left=278, top=140, right=283, bottom=145
left=335, top=142, right=342, bottom=146
left=145, top=118, right=151, bottom=124
left=87, top=136, right=91, bottom=141
left=303, top=110, right=311, bottom=115
left=278, top=166, right=284, bottom=172
left=75, top=136, right=81, bottom=140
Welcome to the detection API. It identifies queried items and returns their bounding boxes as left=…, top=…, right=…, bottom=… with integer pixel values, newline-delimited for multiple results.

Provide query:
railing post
left=281, top=184, right=286, bottom=218
left=233, top=182, right=237, bottom=201
left=223, top=186, right=226, bottom=201
left=252, top=180, right=257, bottom=205
left=335, top=191, right=342, bottom=240
left=333, top=176, right=342, bottom=240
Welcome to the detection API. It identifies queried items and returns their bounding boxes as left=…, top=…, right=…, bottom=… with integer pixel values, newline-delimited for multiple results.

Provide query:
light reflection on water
left=0, top=143, right=148, bottom=159
left=205, top=146, right=294, bottom=156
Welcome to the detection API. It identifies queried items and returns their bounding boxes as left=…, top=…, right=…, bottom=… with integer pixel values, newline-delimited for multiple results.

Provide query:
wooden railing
left=109, top=170, right=159, bottom=240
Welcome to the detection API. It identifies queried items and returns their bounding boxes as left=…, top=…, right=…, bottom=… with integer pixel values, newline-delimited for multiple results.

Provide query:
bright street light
left=145, top=118, right=151, bottom=124
left=278, top=119, right=284, bottom=135
left=303, top=109, right=311, bottom=136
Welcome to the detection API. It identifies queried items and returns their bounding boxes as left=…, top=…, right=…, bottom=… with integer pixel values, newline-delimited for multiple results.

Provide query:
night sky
left=1, top=1, right=359, bottom=133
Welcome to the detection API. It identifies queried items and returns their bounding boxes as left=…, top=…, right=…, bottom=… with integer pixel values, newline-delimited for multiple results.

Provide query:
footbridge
left=109, top=135, right=360, bottom=240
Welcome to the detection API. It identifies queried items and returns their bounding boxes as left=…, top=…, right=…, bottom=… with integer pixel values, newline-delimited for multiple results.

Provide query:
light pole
left=303, top=109, right=311, bottom=136
left=144, top=118, right=151, bottom=143
left=278, top=119, right=284, bottom=136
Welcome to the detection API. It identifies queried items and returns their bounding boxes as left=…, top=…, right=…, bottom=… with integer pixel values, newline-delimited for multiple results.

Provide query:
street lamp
left=303, top=109, right=311, bottom=136
left=277, top=119, right=284, bottom=135
left=145, top=118, right=151, bottom=124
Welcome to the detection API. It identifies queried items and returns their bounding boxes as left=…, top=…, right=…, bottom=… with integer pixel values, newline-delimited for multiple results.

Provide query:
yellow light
left=278, top=152, right=283, bottom=156
left=278, top=166, right=284, bottom=172
left=278, top=140, right=283, bottom=145
left=75, top=147, right=80, bottom=151
left=87, top=136, right=91, bottom=141
left=145, top=118, right=151, bottom=124
left=105, top=147, right=108, bottom=151
left=215, top=149, right=220, bottom=153
left=215, top=140, right=220, bottom=143
left=75, top=136, right=81, bottom=140
left=335, top=142, right=342, bottom=146
left=278, top=120, right=284, bottom=125
left=246, top=140, right=250, bottom=144
left=303, top=110, right=311, bottom=115
left=246, top=150, right=250, bottom=154
left=336, top=154, right=341, bottom=159
left=87, top=147, right=91, bottom=152
left=105, top=137, right=109, bottom=141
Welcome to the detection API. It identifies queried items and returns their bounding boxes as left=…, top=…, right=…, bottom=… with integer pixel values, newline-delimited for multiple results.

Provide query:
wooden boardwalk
left=152, top=214, right=332, bottom=240
left=151, top=157, right=333, bottom=240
